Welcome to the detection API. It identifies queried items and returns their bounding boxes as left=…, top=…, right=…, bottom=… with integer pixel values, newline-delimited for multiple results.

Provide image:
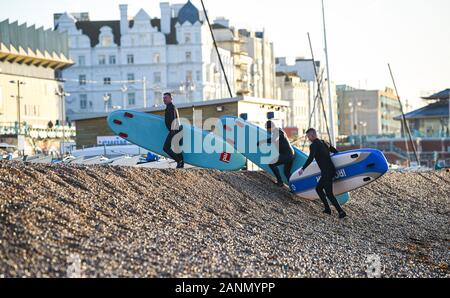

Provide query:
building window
left=185, top=32, right=191, bottom=43
left=154, top=53, right=161, bottom=64
left=127, top=73, right=135, bottom=83
left=186, top=51, right=192, bottom=62
left=128, top=93, right=136, bottom=106
left=79, top=74, right=86, bottom=85
left=80, top=94, right=88, bottom=110
left=78, top=56, right=85, bottom=66
left=109, top=55, right=116, bottom=65
left=196, top=70, right=201, bottom=81
left=99, top=55, right=106, bottom=65
left=127, top=54, right=134, bottom=64
left=104, top=77, right=111, bottom=85
left=186, top=70, right=193, bottom=82
left=154, top=72, right=161, bottom=84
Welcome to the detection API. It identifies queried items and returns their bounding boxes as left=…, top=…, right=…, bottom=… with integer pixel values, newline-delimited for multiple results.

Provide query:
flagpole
left=321, top=0, right=336, bottom=146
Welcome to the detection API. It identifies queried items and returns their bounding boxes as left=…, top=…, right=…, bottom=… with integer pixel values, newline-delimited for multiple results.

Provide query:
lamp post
left=179, top=81, right=196, bottom=103
left=9, top=80, right=26, bottom=134
left=121, top=85, right=128, bottom=110
left=55, top=87, right=70, bottom=157
left=359, top=121, right=367, bottom=149
left=348, top=100, right=362, bottom=143
left=348, top=102, right=354, bottom=137
left=103, top=94, right=111, bottom=113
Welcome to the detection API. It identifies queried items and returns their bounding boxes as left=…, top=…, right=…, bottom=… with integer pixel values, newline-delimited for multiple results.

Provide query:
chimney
left=214, top=17, right=229, bottom=28
left=119, top=4, right=128, bottom=34
left=160, top=2, right=171, bottom=34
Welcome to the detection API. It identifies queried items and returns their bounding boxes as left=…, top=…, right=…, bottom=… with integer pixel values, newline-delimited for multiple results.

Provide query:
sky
left=1, top=0, right=449, bottom=109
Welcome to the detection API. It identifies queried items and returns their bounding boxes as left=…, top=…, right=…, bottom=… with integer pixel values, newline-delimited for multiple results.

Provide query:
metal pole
left=143, top=76, right=147, bottom=108
left=307, top=33, right=332, bottom=143
left=349, top=102, right=354, bottom=138
left=16, top=81, right=21, bottom=134
left=200, top=0, right=233, bottom=98
left=61, top=92, right=65, bottom=157
left=388, top=64, right=420, bottom=164
left=321, top=0, right=336, bottom=146
left=122, top=85, right=127, bottom=109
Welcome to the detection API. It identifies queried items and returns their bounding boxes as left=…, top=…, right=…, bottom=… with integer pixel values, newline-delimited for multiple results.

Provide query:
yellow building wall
left=0, top=72, right=62, bottom=128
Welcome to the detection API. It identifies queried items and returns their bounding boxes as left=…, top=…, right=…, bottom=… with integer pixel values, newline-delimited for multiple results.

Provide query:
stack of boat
left=11, top=154, right=196, bottom=169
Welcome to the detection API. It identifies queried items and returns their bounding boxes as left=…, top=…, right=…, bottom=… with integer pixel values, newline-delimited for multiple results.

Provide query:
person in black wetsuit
left=298, top=128, right=347, bottom=219
left=163, top=93, right=184, bottom=169
left=259, top=121, right=295, bottom=187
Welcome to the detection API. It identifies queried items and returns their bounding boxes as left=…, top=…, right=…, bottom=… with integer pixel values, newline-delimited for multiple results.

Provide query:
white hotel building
left=55, top=1, right=235, bottom=118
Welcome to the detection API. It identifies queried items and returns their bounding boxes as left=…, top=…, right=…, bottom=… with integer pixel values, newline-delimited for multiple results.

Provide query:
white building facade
left=55, top=1, right=234, bottom=118
left=212, top=20, right=276, bottom=99
left=276, top=57, right=339, bottom=140
left=275, top=73, right=310, bottom=133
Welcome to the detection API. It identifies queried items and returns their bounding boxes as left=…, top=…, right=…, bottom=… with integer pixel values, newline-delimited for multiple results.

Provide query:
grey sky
left=1, top=0, right=449, bottom=108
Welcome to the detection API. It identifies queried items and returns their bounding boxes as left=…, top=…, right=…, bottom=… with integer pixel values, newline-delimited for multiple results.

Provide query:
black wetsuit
left=267, top=129, right=295, bottom=185
left=163, top=103, right=183, bottom=164
left=302, top=139, right=344, bottom=213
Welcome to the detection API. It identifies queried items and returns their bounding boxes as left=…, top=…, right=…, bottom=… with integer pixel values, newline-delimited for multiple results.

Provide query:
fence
left=0, top=123, right=76, bottom=139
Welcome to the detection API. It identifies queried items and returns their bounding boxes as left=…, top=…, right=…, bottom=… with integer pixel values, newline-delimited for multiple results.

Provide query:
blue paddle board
left=217, top=116, right=350, bottom=205
left=107, top=111, right=246, bottom=171
left=289, top=149, right=389, bottom=199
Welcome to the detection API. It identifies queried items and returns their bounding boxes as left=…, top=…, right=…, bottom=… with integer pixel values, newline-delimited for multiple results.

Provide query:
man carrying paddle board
left=163, top=93, right=184, bottom=169
left=298, top=128, right=347, bottom=219
left=258, top=121, right=295, bottom=187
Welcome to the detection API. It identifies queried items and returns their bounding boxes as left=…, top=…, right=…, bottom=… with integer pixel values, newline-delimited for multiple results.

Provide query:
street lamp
left=179, top=81, right=196, bottom=103
left=359, top=121, right=368, bottom=149
left=103, top=94, right=111, bottom=113
left=9, top=80, right=26, bottom=134
left=121, top=85, right=128, bottom=109
left=56, top=87, right=71, bottom=157
left=348, top=100, right=362, bottom=140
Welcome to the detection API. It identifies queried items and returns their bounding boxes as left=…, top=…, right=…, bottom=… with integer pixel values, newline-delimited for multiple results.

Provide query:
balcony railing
left=0, top=123, right=76, bottom=139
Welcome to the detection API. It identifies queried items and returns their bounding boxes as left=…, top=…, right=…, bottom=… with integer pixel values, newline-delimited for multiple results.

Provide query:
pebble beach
left=0, top=161, right=448, bottom=278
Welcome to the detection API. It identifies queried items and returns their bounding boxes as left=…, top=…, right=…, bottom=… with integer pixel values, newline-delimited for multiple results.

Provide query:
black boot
left=176, top=161, right=185, bottom=169
left=338, top=211, right=347, bottom=219
left=275, top=180, right=284, bottom=187
left=323, top=207, right=332, bottom=215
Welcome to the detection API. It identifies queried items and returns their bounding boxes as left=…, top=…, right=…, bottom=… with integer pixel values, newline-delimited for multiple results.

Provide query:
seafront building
left=55, top=1, right=236, bottom=119
left=0, top=19, right=74, bottom=154
left=212, top=18, right=276, bottom=99
left=275, top=72, right=310, bottom=136
left=275, top=57, right=339, bottom=140
left=336, top=85, right=402, bottom=137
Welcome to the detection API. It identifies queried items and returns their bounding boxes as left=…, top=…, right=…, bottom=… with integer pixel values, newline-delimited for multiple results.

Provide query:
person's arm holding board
left=298, top=141, right=317, bottom=176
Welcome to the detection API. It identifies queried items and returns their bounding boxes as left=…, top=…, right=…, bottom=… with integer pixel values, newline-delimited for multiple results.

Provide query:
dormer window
left=101, top=36, right=112, bottom=47
left=99, top=26, right=114, bottom=47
